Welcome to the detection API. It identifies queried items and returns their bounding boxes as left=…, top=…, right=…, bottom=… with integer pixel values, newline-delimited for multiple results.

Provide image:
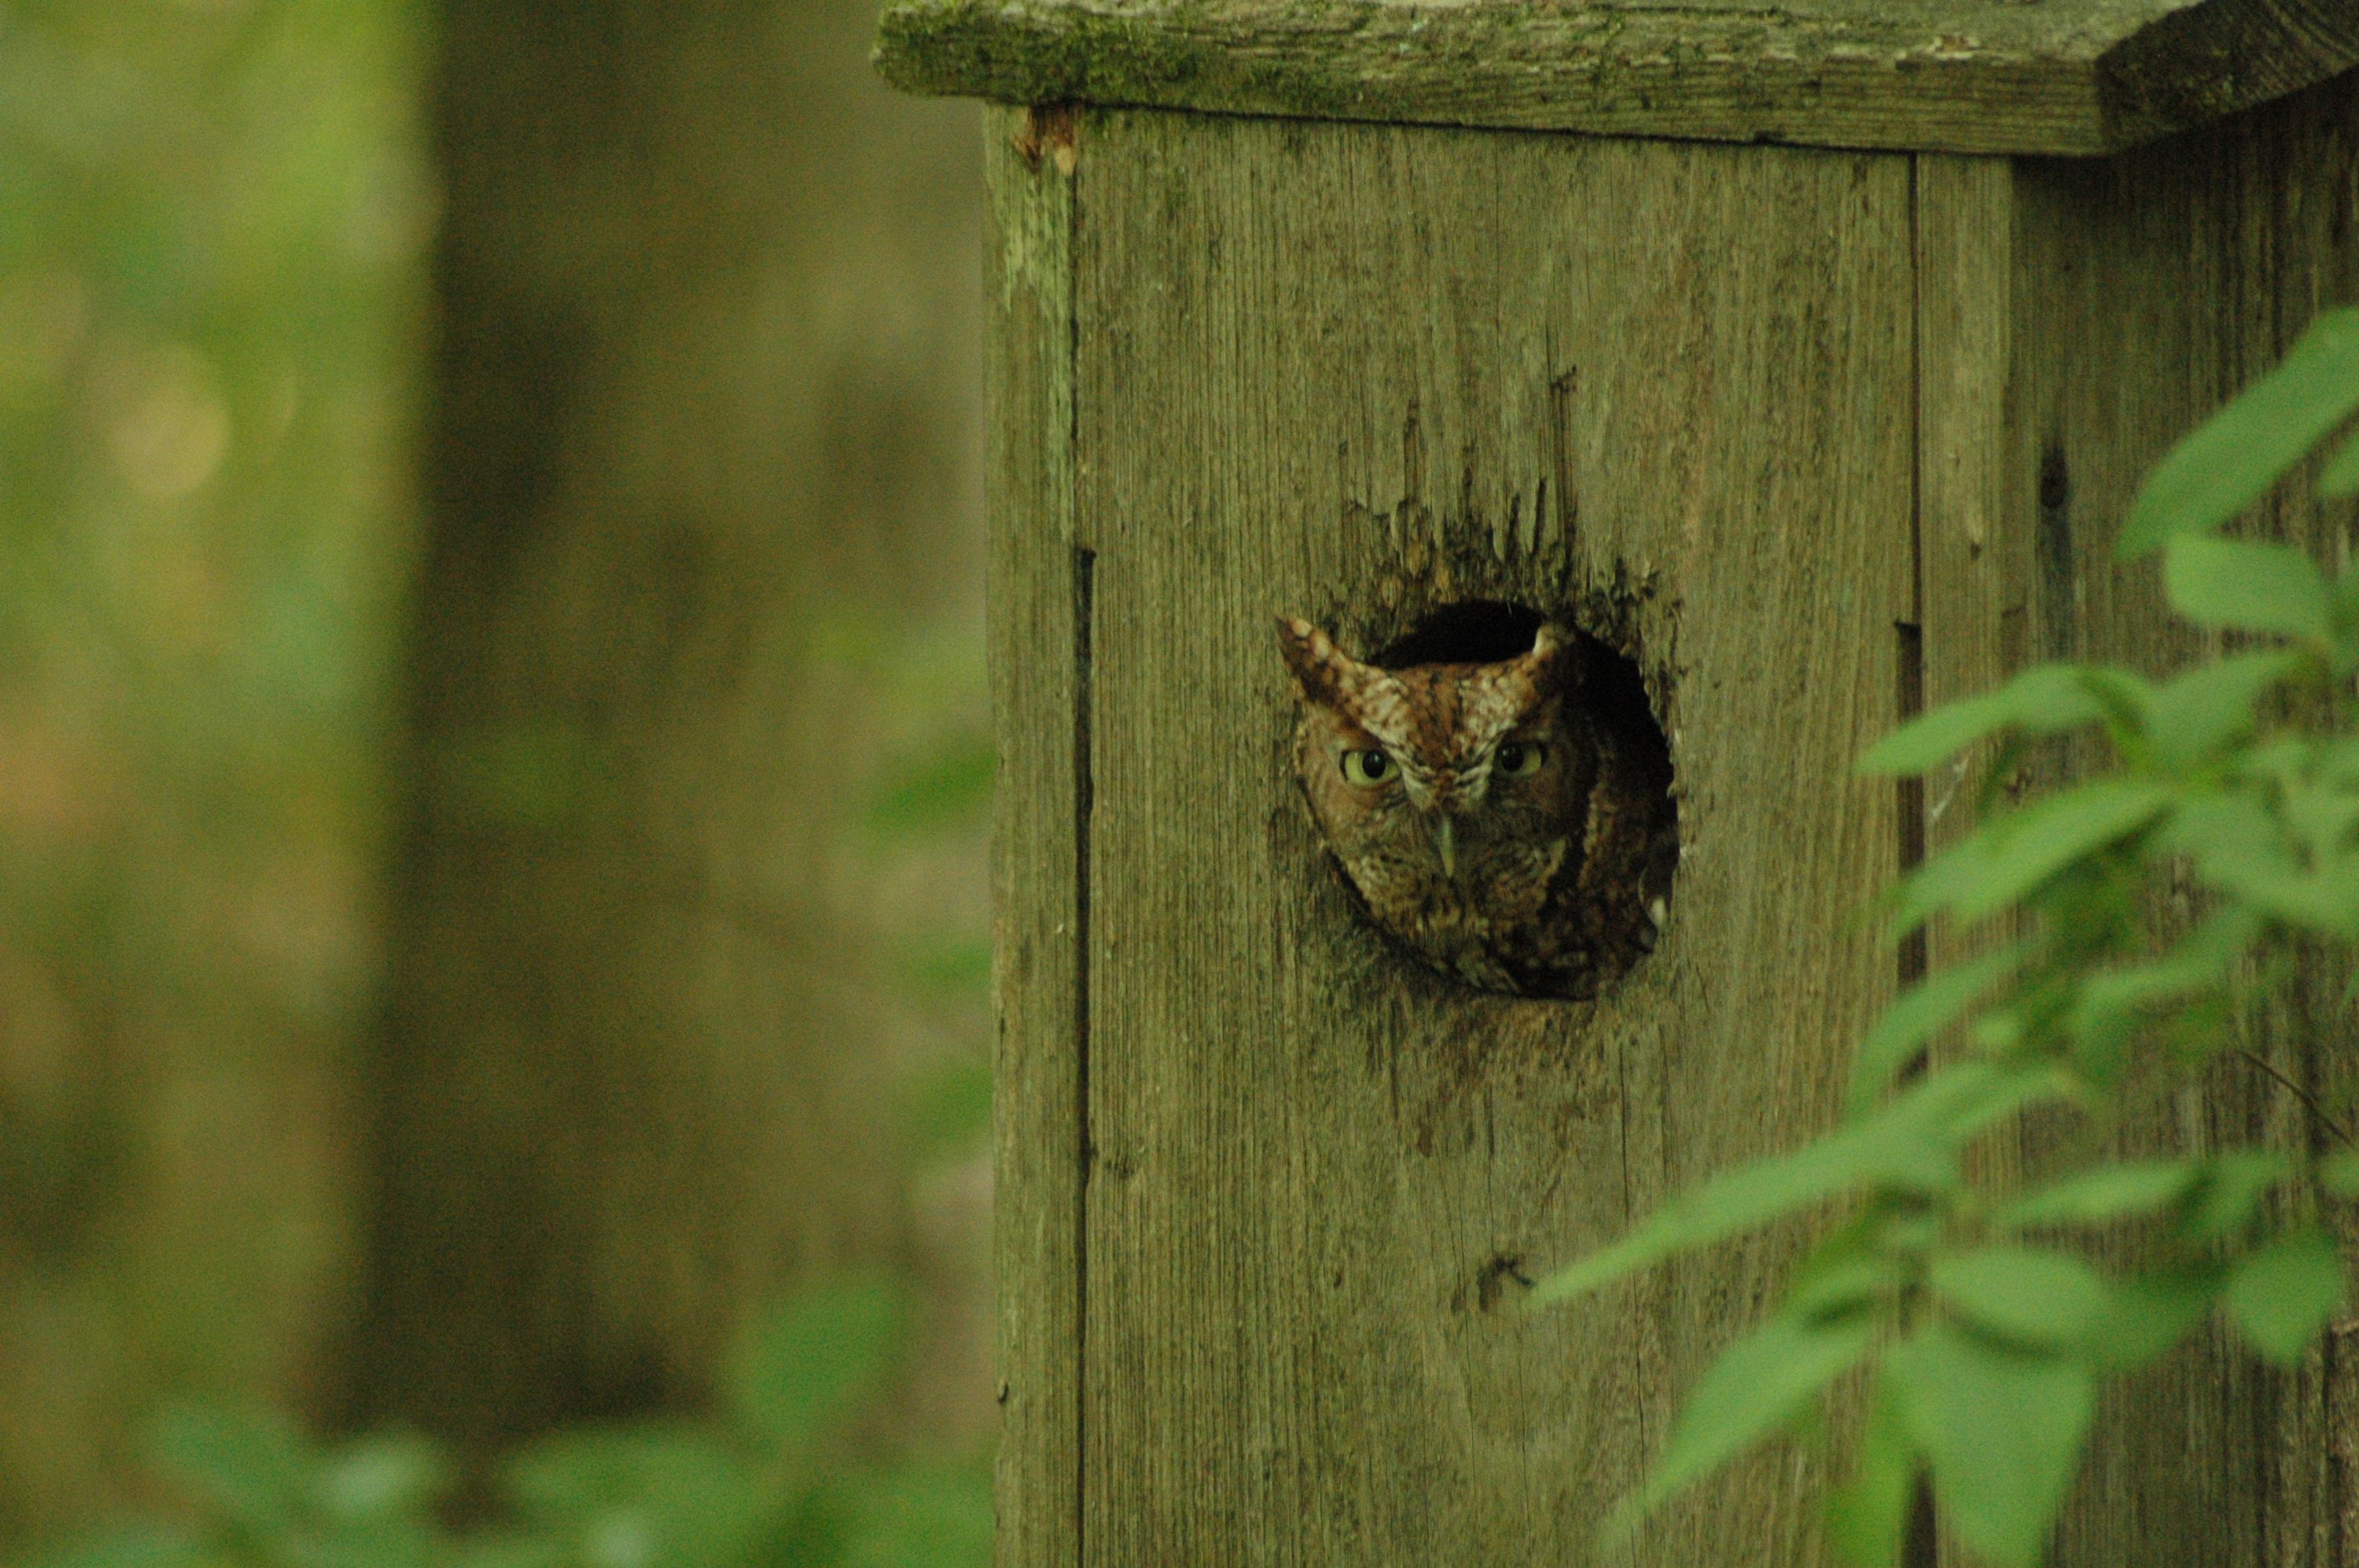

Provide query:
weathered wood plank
left=1912, top=148, right=2030, bottom=1568
left=876, top=0, right=2359, bottom=158
left=1912, top=68, right=2359, bottom=1565
left=984, top=53, right=2359, bottom=1568
left=1915, top=154, right=2014, bottom=744
left=985, top=103, right=1086, bottom=1568
left=1060, top=107, right=1911, bottom=1564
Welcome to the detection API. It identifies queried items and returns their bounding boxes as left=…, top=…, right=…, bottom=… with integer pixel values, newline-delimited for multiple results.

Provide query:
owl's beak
left=1432, top=816, right=1457, bottom=880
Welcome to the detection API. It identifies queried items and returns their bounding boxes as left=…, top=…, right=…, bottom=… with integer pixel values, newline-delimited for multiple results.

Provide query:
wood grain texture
left=1912, top=69, right=2359, bottom=1565
left=1911, top=143, right=2033, bottom=1568
left=1015, top=107, right=1915, bottom=1564
left=986, top=104, right=1085, bottom=1568
left=875, top=0, right=2359, bottom=158
left=990, top=68, right=2359, bottom=1568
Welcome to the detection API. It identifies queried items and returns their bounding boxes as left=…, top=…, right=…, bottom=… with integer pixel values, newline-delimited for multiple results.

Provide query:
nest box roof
left=872, top=0, right=2358, bottom=156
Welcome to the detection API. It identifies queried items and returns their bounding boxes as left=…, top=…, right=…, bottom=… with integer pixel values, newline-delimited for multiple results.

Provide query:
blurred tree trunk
left=348, top=0, right=982, bottom=1446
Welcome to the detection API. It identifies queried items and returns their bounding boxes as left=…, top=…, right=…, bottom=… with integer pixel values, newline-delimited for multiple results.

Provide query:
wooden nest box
left=877, top=4, right=2359, bottom=1562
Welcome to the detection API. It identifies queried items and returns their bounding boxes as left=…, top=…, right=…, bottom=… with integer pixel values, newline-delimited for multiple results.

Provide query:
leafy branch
left=1536, top=307, right=2359, bottom=1567
left=25, top=1280, right=990, bottom=1568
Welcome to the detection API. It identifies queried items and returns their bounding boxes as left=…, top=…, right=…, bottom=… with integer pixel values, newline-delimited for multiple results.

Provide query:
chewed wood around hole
left=1277, top=598, right=1677, bottom=1000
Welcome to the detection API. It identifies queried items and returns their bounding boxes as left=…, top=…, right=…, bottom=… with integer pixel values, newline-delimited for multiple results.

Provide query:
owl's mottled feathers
left=1277, top=615, right=1671, bottom=999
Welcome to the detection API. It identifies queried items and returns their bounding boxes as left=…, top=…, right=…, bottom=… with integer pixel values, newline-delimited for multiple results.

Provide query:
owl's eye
left=1495, top=740, right=1547, bottom=776
left=1339, top=748, right=1396, bottom=786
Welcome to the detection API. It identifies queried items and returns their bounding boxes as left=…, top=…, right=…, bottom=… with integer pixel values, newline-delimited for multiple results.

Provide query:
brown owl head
left=1277, top=615, right=1581, bottom=859
left=1278, top=615, right=1630, bottom=994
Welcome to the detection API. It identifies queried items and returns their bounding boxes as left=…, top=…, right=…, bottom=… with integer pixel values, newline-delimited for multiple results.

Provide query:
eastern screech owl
left=1277, top=615, right=1672, bottom=999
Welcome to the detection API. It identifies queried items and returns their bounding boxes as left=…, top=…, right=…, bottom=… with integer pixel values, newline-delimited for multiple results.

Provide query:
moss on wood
left=875, top=0, right=2359, bottom=155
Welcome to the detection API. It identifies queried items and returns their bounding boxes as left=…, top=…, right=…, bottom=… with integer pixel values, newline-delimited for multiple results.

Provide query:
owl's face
left=1277, top=617, right=1595, bottom=926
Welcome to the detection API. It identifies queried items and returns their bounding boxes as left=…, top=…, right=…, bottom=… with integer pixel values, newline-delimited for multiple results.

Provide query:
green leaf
left=1931, top=1246, right=2111, bottom=1349
left=449, top=1537, right=568, bottom=1568
left=315, top=1434, right=450, bottom=1523
left=2337, top=568, right=2359, bottom=664
left=2248, top=735, right=2320, bottom=787
left=301, top=1516, right=444, bottom=1568
left=2073, top=666, right=2163, bottom=739
left=901, top=1048, right=992, bottom=1157
left=1890, top=1326, right=2094, bottom=1568
left=897, top=938, right=993, bottom=1002
left=2224, top=1228, right=2348, bottom=1365
left=1788, top=1249, right=1901, bottom=1321
left=1894, top=781, right=2172, bottom=934
left=1538, top=1064, right=2052, bottom=1307
left=2145, top=650, right=2307, bottom=766
left=2075, top=907, right=2261, bottom=1021
left=727, top=1276, right=907, bottom=1447
left=2232, top=868, right=2359, bottom=938
left=1537, top=1100, right=1956, bottom=1306
left=2283, top=778, right=2359, bottom=863
left=2164, top=537, right=2333, bottom=644
left=145, top=1402, right=314, bottom=1537
left=504, top=1426, right=741, bottom=1520
left=834, top=1456, right=995, bottom=1568
left=2322, top=1147, right=2359, bottom=1198
left=2086, top=1265, right=2223, bottom=1370
left=503, top=1426, right=765, bottom=1568
left=18, top=1529, right=204, bottom=1568
left=2322, top=426, right=2359, bottom=497
left=2156, top=792, right=2359, bottom=935
left=1859, top=666, right=2109, bottom=776
left=1791, top=1206, right=1930, bottom=1317
left=2122, top=307, right=2359, bottom=556
left=2164, top=790, right=2290, bottom=885
left=2259, top=876, right=2359, bottom=938
left=865, top=739, right=994, bottom=840
left=2183, top=1150, right=2294, bottom=1241
left=1614, top=1311, right=1877, bottom=1529
left=2156, top=791, right=2359, bottom=935
left=1929, top=1061, right=2076, bottom=1147
left=1532, top=1128, right=1893, bottom=1304
left=1850, top=943, right=2025, bottom=1113
left=1968, top=1009, right=2025, bottom=1055
left=2063, top=912, right=2257, bottom=1084
left=1997, top=1161, right=2202, bottom=1229
left=1824, top=1373, right=1919, bottom=1568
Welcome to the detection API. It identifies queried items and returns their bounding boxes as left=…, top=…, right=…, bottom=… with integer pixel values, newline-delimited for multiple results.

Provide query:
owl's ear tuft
left=1520, top=623, right=1586, bottom=697
left=1276, top=615, right=1359, bottom=706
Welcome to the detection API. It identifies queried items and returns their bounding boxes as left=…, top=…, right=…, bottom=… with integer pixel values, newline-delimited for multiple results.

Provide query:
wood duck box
left=877, top=5, right=2359, bottom=1562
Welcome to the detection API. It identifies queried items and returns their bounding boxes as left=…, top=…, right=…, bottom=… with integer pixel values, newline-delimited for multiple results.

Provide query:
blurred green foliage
left=0, top=0, right=428, bottom=1534
left=0, top=0, right=426, bottom=950
left=837, top=616, right=995, bottom=1163
left=0, top=0, right=997, bottom=1549
left=863, top=744, right=993, bottom=845
left=23, top=1281, right=990, bottom=1568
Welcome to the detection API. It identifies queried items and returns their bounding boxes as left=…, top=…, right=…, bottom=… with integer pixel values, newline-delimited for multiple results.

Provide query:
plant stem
left=2237, top=1047, right=2353, bottom=1145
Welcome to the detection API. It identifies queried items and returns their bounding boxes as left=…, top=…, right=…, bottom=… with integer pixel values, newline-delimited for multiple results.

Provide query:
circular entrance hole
left=1371, top=599, right=1676, bottom=1000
